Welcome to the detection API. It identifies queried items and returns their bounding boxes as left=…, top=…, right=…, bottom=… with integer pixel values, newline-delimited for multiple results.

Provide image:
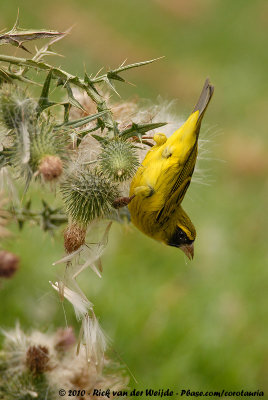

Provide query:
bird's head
left=167, top=207, right=196, bottom=260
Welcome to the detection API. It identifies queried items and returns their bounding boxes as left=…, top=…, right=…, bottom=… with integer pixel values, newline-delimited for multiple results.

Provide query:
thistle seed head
left=61, top=168, right=119, bottom=226
left=99, top=139, right=139, bottom=182
left=0, top=250, right=19, bottom=278
left=38, top=155, right=63, bottom=181
left=63, top=224, right=86, bottom=253
left=26, top=345, right=49, bottom=375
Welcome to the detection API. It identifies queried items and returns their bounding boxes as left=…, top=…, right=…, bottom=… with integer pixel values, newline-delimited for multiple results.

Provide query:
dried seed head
left=26, top=345, right=49, bottom=375
left=64, top=224, right=86, bottom=253
left=55, top=327, right=76, bottom=351
left=99, top=139, right=139, bottom=182
left=61, top=168, right=119, bottom=226
left=0, top=250, right=19, bottom=278
left=39, top=155, right=63, bottom=181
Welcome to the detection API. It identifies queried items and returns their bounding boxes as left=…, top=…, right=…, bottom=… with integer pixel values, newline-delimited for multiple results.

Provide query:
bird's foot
left=133, top=185, right=154, bottom=198
left=153, top=133, right=167, bottom=146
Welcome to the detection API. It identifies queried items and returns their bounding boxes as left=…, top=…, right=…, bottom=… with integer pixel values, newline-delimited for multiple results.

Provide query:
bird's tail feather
left=193, top=78, right=214, bottom=123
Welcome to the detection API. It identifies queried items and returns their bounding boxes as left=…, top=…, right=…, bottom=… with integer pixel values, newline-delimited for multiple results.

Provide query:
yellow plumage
left=128, top=79, right=214, bottom=259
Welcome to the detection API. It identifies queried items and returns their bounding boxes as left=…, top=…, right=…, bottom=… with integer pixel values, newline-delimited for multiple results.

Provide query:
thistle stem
left=0, top=54, right=116, bottom=135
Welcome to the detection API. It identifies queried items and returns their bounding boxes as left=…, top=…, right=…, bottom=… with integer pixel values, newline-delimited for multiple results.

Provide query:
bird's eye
left=167, top=226, right=193, bottom=248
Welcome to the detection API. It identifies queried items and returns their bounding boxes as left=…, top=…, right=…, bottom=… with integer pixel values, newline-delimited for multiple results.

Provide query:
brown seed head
left=64, top=224, right=86, bottom=253
left=39, top=155, right=63, bottom=181
left=26, top=345, right=49, bottom=375
left=0, top=251, right=19, bottom=278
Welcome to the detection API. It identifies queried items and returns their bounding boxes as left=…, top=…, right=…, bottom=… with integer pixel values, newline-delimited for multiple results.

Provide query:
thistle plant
left=0, top=16, right=168, bottom=398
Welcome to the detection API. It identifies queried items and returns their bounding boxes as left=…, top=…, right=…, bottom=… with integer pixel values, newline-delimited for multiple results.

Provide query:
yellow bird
left=128, top=79, right=214, bottom=259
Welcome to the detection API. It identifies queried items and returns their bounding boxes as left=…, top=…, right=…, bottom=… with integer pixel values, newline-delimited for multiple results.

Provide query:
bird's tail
left=193, top=78, right=214, bottom=124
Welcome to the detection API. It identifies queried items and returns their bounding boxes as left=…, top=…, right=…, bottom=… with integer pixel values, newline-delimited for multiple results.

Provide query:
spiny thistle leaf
left=0, top=66, right=38, bottom=85
left=99, top=138, right=139, bottom=182
left=120, top=121, right=167, bottom=139
left=65, top=82, right=86, bottom=112
left=0, top=28, right=64, bottom=49
left=37, top=69, right=56, bottom=115
left=61, top=168, right=119, bottom=226
left=56, top=110, right=109, bottom=129
left=92, top=57, right=164, bottom=84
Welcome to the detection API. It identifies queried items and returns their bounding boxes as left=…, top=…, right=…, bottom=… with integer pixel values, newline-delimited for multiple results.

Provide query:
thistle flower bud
left=99, top=139, right=139, bottom=182
left=0, top=250, right=19, bottom=278
left=26, top=345, right=49, bottom=375
left=38, top=155, right=63, bottom=181
left=0, top=84, right=35, bottom=131
left=61, top=168, right=119, bottom=226
left=64, top=224, right=86, bottom=253
left=29, top=122, right=66, bottom=180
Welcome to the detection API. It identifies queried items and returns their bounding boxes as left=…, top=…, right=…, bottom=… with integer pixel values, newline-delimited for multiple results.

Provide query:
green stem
left=0, top=54, right=116, bottom=135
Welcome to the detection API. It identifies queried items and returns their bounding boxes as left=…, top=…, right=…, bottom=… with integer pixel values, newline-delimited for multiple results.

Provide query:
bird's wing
left=156, top=79, right=214, bottom=224
left=169, top=145, right=197, bottom=195
left=156, top=176, right=192, bottom=226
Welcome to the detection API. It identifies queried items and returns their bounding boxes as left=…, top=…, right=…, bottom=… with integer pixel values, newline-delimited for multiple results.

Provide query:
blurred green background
left=1, top=0, right=268, bottom=396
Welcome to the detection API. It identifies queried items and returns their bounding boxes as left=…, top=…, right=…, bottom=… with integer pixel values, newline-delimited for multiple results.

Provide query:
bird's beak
left=180, top=243, right=194, bottom=260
